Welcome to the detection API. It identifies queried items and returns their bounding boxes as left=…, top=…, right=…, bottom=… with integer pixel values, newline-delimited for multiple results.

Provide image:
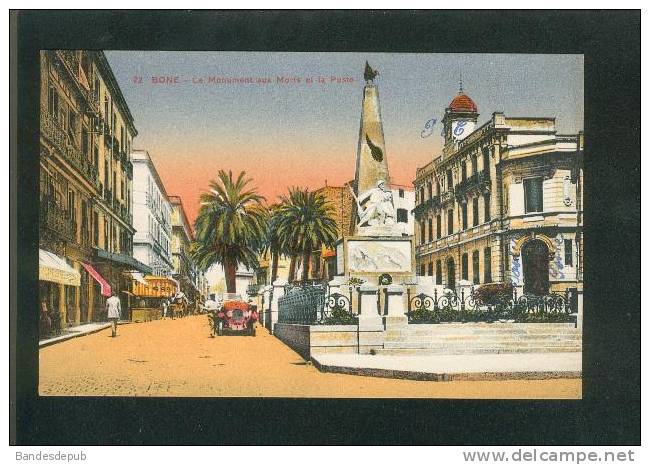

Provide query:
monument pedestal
left=335, top=235, right=415, bottom=285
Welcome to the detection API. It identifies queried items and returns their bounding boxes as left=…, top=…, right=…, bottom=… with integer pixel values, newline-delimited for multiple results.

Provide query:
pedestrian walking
left=161, top=299, right=168, bottom=319
left=106, top=291, right=121, bottom=337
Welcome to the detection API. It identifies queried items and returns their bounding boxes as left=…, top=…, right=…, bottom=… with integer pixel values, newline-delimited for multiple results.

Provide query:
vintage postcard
left=34, top=50, right=585, bottom=399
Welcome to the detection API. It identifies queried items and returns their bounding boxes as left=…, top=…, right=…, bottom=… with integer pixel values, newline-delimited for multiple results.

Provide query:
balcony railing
left=40, top=197, right=76, bottom=242
left=40, top=111, right=100, bottom=191
left=455, top=171, right=491, bottom=196
left=413, top=195, right=441, bottom=220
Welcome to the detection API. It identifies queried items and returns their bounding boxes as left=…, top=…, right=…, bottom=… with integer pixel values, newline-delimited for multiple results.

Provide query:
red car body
left=210, top=295, right=258, bottom=336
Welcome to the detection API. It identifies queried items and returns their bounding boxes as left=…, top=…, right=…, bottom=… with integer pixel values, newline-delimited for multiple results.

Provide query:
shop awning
left=81, top=262, right=112, bottom=297
left=39, top=249, right=80, bottom=286
left=132, top=275, right=178, bottom=298
left=92, top=247, right=153, bottom=274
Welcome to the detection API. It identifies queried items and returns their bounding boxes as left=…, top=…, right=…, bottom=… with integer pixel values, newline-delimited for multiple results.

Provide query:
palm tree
left=275, top=188, right=339, bottom=283
left=192, top=170, right=266, bottom=293
left=260, top=204, right=285, bottom=285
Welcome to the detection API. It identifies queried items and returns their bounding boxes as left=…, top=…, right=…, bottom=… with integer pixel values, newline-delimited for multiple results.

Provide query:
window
left=427, top=182, right=432, bottom=200
left=462, top=203, right=468, bottom=230
left=435, top=260, right=442, bottom=285
left=447, top=210, right=453, bottom=235
left=436, top=181, right=440, bottom=196
left=428, top=218, right=433, bottom=242
left=436, top=215, right=441, bottom=239
left=564, top=239, right=573, bottom=266
left=104, top=219, right=109, bottom=248
left=482, top=146, right=490, bottom=172
left=484, top=247, right=492, bottom=283
left=472, top=250, right=480, bottom=284
left=93, top=211, right=99, bottom=246
left=420, top=264, right=425, bottom=276
left=524, top=177, right=544, bottom=213
left=94, top=145, right=99, bottom=169
left=420, top=221, right=425, bottom=245
left=471, top=155, right=478, bottom=175
left=461, top=161, right=467, bottom=182
left=398, top=188, right=404, bottom=198
left=447, top=170, right=453, bottom=190
left=461, top=253, right=469, bottom=280
left=472, top=197, right=479, bottom=227
left=68, top=110, right=77, bottom=140
left=427, top=262, right=433, bottom=276
left=67, top=190, right=76, bottom=221
left=47, top=86, right=59, bottom=117
left=397, top=208, right=408, bottom=223
left=484, top=193, right=491, bottom=222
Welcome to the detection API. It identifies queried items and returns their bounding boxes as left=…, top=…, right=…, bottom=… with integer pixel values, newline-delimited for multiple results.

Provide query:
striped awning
left=39, top=249, right=80, bottom=286
left=81, top=262, right=112, bottom=297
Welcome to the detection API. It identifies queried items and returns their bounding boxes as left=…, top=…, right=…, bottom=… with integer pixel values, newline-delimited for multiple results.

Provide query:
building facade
left=39, top=50, right=149, bottom=329
left=413, top=89, right=583, bottom=295
left=168, top=195, right=200, bottom=303
left=131, top=150, right=173, bottom=277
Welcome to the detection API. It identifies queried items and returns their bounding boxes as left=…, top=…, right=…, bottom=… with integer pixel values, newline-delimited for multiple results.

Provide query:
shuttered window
left=524, top=177, right=544, bottom=213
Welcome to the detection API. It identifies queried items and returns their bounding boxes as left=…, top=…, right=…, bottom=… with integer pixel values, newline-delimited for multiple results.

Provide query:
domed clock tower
left=441, top=84, right=479, bottom=157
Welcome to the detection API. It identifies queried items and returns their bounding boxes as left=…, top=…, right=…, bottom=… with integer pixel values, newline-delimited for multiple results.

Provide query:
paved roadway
left=39, top=315, right=581, bottom=398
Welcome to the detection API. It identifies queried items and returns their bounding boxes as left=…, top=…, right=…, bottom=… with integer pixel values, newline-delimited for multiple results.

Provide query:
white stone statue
left=353, top=180, right=396, bottom=227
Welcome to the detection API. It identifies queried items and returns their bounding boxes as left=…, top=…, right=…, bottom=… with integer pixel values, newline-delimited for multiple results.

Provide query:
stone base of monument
left=334, top=235, right=416, bottom=285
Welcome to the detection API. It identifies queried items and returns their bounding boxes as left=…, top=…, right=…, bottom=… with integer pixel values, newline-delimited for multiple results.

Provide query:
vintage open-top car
left=208, top=293, right=257, bottom=336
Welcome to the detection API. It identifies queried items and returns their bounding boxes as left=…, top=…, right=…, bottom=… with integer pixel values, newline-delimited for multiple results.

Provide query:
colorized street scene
left=39, top=315, right=581, bottom=398
left=38, top=51, right=583, bottom=398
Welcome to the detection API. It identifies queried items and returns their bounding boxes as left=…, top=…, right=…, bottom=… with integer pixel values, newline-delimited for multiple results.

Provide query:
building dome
left=448, top=92, right=478, bottom=113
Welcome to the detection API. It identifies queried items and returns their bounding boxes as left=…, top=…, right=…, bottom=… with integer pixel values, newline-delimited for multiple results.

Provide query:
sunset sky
left=105, top=52, right=584, bottom=224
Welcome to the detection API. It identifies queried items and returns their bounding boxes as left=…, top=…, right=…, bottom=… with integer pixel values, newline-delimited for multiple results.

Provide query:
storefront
left=130, top=274, right=178, bottom=322
left=38, top=249, right=81, bottom=335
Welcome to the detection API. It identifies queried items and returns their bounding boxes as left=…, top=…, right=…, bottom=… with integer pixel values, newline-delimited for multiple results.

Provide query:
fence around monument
left=275, top=282, right=577, bottom=326
left=277, top=283, right=358, bottom=325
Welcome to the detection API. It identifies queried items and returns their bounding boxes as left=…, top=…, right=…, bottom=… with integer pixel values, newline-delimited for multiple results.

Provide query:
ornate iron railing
left=406, top=287, right=575, bottom=324
left=455, top=170, right=491, bottom=196
left=413, top=195, right=441, bottom=220
left=278, top=284, right=327, bottom=325
left=40, top=111, right=101, bottom=191
left=40, top=197, right=76, bottom=242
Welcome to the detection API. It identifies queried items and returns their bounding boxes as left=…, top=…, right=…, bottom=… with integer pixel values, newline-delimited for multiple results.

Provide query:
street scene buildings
left=38, top=51, right=584, bottom=399
left=38, top=51, right=207, bottom=335
left=413, top=90, right=583, bottom=297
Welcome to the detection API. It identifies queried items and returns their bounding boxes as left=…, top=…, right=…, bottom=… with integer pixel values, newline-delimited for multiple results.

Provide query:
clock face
left=452, top=120, right=475, bottom=141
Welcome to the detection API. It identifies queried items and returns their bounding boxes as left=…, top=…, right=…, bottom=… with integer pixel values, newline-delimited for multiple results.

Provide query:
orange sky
left=150, top=139, right=433, bottom=224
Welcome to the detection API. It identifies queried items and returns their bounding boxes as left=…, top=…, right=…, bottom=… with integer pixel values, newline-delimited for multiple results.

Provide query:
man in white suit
left=106, top=291, right=121, bottom=337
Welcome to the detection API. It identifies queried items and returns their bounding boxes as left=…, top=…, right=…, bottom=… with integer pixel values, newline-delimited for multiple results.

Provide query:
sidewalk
left=39, top=320, right=130, bottom=348
left=311, top=352, right=582, bottom=381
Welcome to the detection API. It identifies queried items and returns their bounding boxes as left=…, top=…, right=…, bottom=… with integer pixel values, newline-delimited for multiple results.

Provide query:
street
left=39, top=315, right=581, bottom=398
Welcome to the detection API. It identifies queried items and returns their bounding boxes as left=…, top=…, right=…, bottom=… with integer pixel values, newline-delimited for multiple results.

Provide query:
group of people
left=160, top=291, right=190, bottom=319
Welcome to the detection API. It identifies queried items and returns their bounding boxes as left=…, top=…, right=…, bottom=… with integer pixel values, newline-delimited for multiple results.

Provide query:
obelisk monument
left=335, top=62, right=415, bottom=284
left=354, top=62, right=391, bottom=197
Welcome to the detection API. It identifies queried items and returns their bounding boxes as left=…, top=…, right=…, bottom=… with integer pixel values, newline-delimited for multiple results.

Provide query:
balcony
left=40, top=197, right=76, bottom=242
left=455, top=171, right=491, bottom=196
left=104, top=188, right=113, bottom=203
left=440, top=188, right=455, bottom=205
left=40, top=111, right=101, bottom=191
left=413, top=195, right=441, bottom=220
